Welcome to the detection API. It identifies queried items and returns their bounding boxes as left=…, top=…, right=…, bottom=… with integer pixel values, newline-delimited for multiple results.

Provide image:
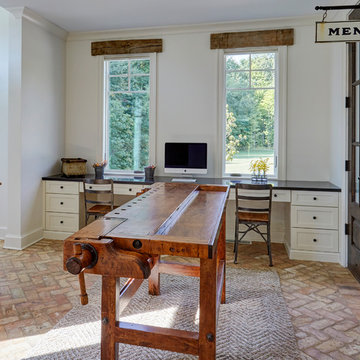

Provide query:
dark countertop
left=42, top=174, right=341, bottom=192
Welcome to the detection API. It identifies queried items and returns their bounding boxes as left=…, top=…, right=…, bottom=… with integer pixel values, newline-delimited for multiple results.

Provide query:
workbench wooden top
left=67, top=182, right=229, bottom=259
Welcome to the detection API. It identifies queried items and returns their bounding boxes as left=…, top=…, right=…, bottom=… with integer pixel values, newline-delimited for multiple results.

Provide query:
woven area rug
left=23, top=268, right=300, bottom=360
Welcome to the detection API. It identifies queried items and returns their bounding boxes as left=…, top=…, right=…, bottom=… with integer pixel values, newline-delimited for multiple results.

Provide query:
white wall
left=4, top=8, right=66, bottom=249
left=20, top=17, right=66, bottom=235
left=329, top=43, right=347, bottom=267
left=0, top=8, right=9, bottom=240
left=156, top=32, right=218, bottom=176
left=286, top=25, right=333, bottom=181
left=66, top=18, right=344, bottom=181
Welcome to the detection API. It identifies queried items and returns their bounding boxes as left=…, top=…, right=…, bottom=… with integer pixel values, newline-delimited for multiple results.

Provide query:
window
left=103, top=56, right=155, bottom=173
left=223, top=50, right=281, bottom=177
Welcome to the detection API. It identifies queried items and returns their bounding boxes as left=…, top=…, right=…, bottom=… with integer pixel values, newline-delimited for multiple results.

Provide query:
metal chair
left=234, top=183, right=273, bottom=266
left=83, top=179, right=114, bottom=225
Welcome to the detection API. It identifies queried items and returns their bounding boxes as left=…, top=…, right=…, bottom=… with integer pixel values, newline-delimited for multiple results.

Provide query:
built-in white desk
left=42, top=175, right=341, bottom=263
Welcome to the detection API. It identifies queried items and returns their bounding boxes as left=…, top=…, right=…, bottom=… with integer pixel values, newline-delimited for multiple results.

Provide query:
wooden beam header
left=210, top=29, right=294, bottom=49
left=91, top=39, right=163, bottom=56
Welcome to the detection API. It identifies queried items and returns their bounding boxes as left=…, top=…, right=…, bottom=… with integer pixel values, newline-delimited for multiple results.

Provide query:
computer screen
left=164, top=143, right=207, bottom=174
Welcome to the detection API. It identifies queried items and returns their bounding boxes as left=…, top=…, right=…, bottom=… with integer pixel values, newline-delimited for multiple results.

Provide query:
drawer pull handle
left=60, top=202, right=64, bottom=205
left=313, top=197, right=317, bottom=200
left=313, top=238, right=317, bottom=242
left=60, top=221, right=64, bottom=224
left=60, top=186, right=64, bottom=189
left=313, top=216, right=317, bottom=220
left=129, top=188, right=132, bottom=191
left=89, top=186, right=92, bottom=189
left=274, top=194, right=277, bottom=198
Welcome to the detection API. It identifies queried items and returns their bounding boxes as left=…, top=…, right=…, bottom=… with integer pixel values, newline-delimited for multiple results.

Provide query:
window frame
left=218, top=46, right=287, bottom=179
left=101, top=53, right=157, bottom=175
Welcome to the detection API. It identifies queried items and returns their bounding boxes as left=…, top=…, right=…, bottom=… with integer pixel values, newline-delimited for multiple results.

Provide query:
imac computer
left=164, top=142, right=207, bottom=182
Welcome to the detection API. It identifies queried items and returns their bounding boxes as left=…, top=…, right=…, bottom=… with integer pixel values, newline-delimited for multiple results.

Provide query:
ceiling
left=0, top=0, right=356, bottom=32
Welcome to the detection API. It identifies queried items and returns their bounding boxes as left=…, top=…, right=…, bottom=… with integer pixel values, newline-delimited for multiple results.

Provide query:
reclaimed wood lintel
left=210, top=29, right=294, bottom=49
left=91, top=39, right=163, bottom=56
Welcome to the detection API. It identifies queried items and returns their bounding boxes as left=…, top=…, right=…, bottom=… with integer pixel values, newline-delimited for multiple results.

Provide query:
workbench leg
left=101, top=276, right=119, bottom=360
left=218, top=211, right=226, bottom=304
left=199, top=257, right=217, bottom=360
left=148, top=255, right=160, bottom=295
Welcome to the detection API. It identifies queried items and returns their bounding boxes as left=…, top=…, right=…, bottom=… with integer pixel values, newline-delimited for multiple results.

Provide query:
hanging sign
left=316, top=21, right=360, bottom=42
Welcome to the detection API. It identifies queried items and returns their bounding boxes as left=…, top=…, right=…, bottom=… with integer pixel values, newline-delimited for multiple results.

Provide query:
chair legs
left=234, top=221, right=273, bottom=267
left=234, top=217, right=239, bottom=264
left=267, top=223, right=273, bottom=267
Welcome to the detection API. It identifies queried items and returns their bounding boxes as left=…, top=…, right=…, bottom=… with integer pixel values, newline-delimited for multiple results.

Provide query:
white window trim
left=217, top=46, right=287, bottom=180
left=98, top=53, right=157, bottom=176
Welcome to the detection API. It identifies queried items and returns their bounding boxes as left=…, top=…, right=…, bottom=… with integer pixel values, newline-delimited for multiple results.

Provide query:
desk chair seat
left=234, top=183, right=273, bottom=266
left=84, top=179, right=114, bottom=225
left=237, top=211, right=269, bottom=223
left=86, top=204, right=112, bottom=215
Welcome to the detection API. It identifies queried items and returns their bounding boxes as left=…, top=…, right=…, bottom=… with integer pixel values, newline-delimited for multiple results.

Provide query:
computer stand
left=171, top=175, right=197, bottom=183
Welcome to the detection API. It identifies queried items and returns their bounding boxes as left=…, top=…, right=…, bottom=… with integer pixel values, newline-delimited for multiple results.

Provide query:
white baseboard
left=284, top=241, right=291, bottom=257
left=43, top=230, right=72, bottom=241
left=0, top=226, right=7, bottom=240
left=289, top=249, right=340, bottom=263
left=4, top=227, right=44, bottom=250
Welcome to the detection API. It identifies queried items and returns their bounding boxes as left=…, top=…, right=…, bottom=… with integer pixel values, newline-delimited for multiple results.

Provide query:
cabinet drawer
left=45, top=181, right=79, bottom=194
left=45, top=212, right=79, bottom=232
left=229, top=188, right=290, bottom=202
left=79, top=183, right=144, bottom=195
left=46, top=194, right=79, bottom=213
left=272, top=190, right=291, bottom=202
left=291, top=191, right=338, bottom=207
left=114, top=184, right=144, bottom=195
left=291, top=206, right=338, bottom=230
left=291, top=228, right=338, bottom=252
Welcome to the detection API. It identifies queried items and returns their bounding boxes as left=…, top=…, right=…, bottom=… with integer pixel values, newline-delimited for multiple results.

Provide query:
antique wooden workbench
left=63, top=182, right=229, bottom=359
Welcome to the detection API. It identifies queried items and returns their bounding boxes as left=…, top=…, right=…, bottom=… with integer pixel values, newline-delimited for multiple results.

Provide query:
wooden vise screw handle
left=65, top=243, right=98, bottom=305
left=66, top=243, right=94, bottom=275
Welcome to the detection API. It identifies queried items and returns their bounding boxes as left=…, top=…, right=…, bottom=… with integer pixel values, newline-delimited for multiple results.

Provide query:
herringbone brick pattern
left=0, top=239, right=97, bottom=359
left=232, top=243, right=360, bottom=360
left=0, top=239, right=360, bottom=359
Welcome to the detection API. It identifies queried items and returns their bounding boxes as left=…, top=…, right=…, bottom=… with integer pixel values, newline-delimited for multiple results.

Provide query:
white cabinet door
left=46, top=194, right=79, bottom=213
left=291, top=191, right=338, bottom=207
left=45, top=181, right=79, bottom=195
left=46, top=212, right=79, bottom=232
left=291, top=206, right=338, bottom=230
left=291, top=228, right=338, bottom=252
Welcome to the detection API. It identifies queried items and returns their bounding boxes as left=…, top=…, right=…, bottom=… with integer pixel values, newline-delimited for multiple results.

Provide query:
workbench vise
left=64, top=238, right=152, bottom=305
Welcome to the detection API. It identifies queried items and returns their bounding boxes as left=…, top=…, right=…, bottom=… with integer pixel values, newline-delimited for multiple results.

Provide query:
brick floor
left=0, top=239, right=360, bottom=359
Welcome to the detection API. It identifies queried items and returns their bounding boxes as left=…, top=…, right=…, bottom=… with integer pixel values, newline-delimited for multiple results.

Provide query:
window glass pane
left=106, top=58, right=150, bottom=172
left=108, top=93, right=149, bottom=171
left=251, top=70, right=275, bottom=88
left=109, top=76, right=128, bottom=92
left=225, top=56, right=275, bottom=176
left=226, top=54, right=250, bottom=71
left=109, top=60, right=128, bottom=75
left=130, top=75, right=150, bottom=91
left=130, top=59, right=150, bottom=74
left=251, top=53, right=275, bottom=70
left=226, top=71, right=249, bottom=89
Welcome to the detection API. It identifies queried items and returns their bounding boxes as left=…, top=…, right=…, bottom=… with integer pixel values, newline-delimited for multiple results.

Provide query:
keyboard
left=171, top=178, right=197, bottom=183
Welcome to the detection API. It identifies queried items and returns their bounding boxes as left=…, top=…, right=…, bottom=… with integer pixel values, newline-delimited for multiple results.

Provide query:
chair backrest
left=83, top=178, right=114, bottom=213
left=235, top=183, right=273, bottom=218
